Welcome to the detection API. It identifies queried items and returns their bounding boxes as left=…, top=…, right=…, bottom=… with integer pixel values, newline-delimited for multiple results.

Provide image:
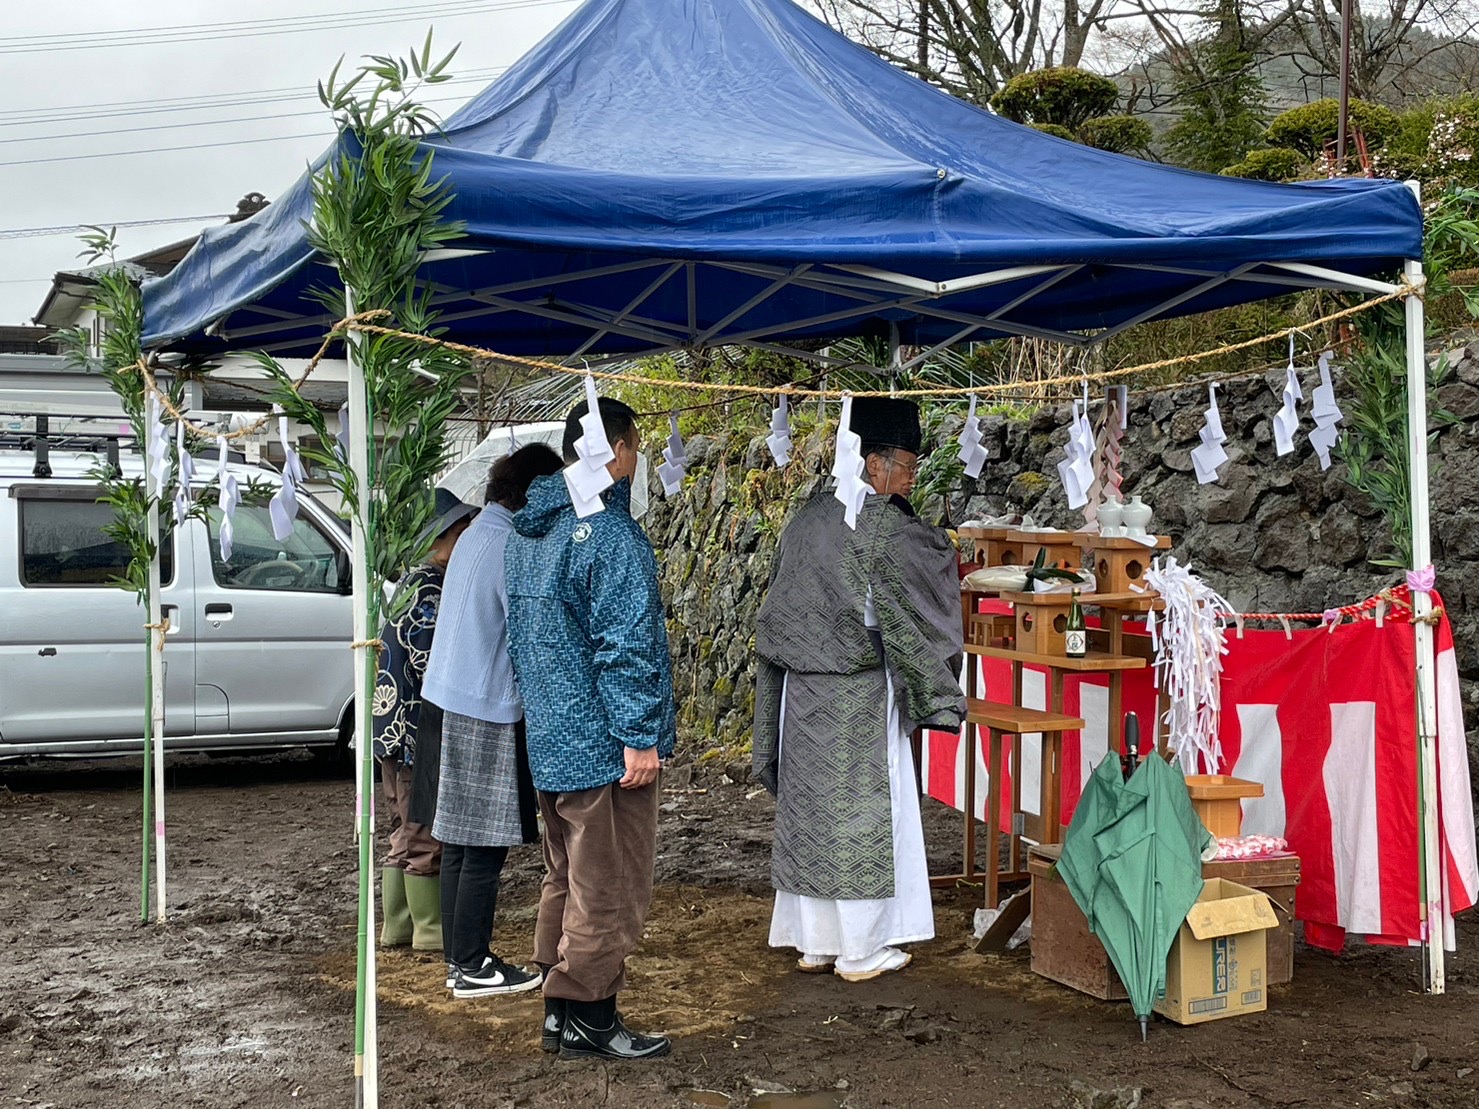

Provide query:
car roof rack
left=0, top=411, right=248, bottom=475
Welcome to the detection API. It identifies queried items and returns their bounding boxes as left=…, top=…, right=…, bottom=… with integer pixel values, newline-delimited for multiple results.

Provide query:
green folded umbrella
left=1057, top=754, right=1214, bottom=1040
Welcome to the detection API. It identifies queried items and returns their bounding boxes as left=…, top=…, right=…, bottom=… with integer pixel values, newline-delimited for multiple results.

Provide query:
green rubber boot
left=403, top=873, right=444, bottom=953
left=380, top=867, right=413, bottom=948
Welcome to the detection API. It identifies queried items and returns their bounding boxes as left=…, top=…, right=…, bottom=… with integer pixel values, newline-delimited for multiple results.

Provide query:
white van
left=0, top=437, right=354, bottom=760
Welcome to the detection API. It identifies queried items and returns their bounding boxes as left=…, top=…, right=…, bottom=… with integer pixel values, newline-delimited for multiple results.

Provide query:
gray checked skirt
left=431, top=711, right=539, bottom=848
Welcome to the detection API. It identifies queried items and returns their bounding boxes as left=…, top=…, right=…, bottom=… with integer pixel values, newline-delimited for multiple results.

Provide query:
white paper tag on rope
left=1272, top=356, right=1303, bottom=457
left=217, top=434, right=240, bottom=562
left=1307, top=350, right=1344, bottom=470
left=1191, top=382, right=1229, bottom=485
left=657, top=412, right=687, bottom=497
left=766, top=395, right=793, bottom=466
left=172, top=418, right=195, bottom=525
left=957, top=393, right=988, bottom=479
left=831, top=394, right=869, bottom=530
left=563, top=372, right=615, bottom=518
left=147, top=394, right=171, bottom=492
left=268, top=411, right=305, bottom=540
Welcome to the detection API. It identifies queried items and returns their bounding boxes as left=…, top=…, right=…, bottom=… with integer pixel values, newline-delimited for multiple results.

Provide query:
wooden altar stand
left=930, top=698, right=1085, bottom=914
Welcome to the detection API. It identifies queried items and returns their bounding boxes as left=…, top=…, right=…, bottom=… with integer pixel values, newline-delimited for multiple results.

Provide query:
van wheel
left=311, top=713, right=355, bottom=776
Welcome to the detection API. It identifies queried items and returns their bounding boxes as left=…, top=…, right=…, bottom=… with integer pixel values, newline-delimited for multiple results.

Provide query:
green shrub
left=1265, top=98, right=1398, bottom=160
left=991, top=68, right=1119, bottom=132
left=1027, top=122, right=1076, bottom=141
left=1079, top=115, right=1152, bottom=154
left=1220, top=147, right=1305, bottom=182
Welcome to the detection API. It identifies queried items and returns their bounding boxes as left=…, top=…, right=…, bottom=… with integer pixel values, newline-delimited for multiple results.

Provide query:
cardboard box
left=1155, top=878, right=1279, bottom=1026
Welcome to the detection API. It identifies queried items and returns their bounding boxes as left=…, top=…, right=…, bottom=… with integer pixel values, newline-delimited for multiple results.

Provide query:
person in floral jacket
left=372, top=488, right=477, bottom=952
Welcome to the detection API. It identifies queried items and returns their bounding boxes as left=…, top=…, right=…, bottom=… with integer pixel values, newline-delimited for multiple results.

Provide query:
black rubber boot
left=541, top=997, right=567, bottom=1054
left=559, top=997, right=671, bottom=1061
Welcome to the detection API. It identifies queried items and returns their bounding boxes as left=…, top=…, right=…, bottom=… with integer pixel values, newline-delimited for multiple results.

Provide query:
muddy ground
left=2, top=753, right=1477, bottom=1109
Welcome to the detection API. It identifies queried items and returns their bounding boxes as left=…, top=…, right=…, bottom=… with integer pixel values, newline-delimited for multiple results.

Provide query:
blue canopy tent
left=142, top=0, right=1424, bottom=367
left=137, top=0, right=1447, bottom=1029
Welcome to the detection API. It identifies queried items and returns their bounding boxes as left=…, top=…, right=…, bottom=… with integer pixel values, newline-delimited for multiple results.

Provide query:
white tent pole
left=1403, top=180, right=1444, bottom=994
left=346, top=285, right=380, bottom=1108
left=144, top=428, right=167, bottom=922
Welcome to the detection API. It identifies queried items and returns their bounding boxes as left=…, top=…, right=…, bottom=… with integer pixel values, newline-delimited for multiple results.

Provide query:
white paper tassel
left=217, top=435, right=240, bottom=562
left=1143, top=556, right=1236, bottom=774
left=1055, top=389, right=1096, bottom=510
left=562, top=372, right=615, bottom=519
left=268, top=410, right=306, bottom=541
left=766, top=395, right=793, bottom=466
left=1190, top=382, right=1229, bottom=485
left=831, top=395, right=869, bottom=530
left=1307, top=351, right=1344, bottom=471
left=172, top=418, right=195, bottom=525
left=957, top=393, right=988, bottom=479
left=656, top=413, right=687, bottom=497
left=334, top=402, right=350, bottom=466
left=1272, top=337, right=1303, bottom=457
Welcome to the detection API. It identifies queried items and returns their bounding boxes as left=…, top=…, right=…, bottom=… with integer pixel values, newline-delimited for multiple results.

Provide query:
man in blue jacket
left=505, top=396, right=677, bottom=1062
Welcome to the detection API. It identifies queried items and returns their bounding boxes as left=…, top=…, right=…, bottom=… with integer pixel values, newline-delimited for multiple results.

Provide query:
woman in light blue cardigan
left=422, top=444, right=563, bottom=999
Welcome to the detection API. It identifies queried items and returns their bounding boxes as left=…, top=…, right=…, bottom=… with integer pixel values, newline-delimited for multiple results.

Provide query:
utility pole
left=1336, top=0, right=1353, bottom=173
left=918, top=2, right=928, bottom=74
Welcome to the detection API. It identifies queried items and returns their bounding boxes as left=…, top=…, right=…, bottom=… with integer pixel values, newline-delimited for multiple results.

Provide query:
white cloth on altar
left=768, top=593, right=935, bottom=960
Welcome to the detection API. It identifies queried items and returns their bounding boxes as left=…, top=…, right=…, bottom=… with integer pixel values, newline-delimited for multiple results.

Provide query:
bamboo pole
left=1402, top=182, right=1444, bottom=992
left=139, top=621, right=153, bottom=924
left=146, top=502, right=168, bottom=922
left=347, top=287, right=379, bottom=1108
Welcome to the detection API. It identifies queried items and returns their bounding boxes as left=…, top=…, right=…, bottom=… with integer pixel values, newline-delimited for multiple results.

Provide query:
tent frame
left=212, top=255, right=1405, bottom=363
left=194, top=232, right=1447, bottom=999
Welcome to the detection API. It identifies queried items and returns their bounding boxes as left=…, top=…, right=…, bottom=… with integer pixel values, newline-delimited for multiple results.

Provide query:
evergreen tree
left=1163, top=0, right=1268, bottom=174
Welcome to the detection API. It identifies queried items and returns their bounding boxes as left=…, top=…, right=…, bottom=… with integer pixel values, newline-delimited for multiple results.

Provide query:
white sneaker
left=834, top=947, right=912, bottom=982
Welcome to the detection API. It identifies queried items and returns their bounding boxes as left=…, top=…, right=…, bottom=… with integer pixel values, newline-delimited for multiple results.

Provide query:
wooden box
left=1028, top=844, right=1300, bottom=997
left=1077, top=534, right=1171, bottom=594
left=1028, top=845, right=1127, bottom=1000
left=1185, top=775, right=1264, bottom=838
left=1008, top=591, right=1079, bottom=657
left=1015, top=530, right=1083, bottom=572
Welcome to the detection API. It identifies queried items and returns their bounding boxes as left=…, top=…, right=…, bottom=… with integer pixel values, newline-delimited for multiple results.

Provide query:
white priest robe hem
left=768, top=666, right=935, bottom=961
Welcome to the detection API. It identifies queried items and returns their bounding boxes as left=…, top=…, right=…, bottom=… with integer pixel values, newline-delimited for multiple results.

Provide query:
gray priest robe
left=753, top=491, right=966, bottom=901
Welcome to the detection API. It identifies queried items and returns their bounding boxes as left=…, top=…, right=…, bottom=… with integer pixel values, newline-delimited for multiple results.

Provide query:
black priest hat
left=851, top=396, right=922, bottom=455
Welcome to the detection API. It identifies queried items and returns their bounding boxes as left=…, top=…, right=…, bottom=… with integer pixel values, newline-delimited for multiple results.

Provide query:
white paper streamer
left=1055, top=389, right=1096, bottom=510
left=1190, top=382, right=1229, bottom=485
left=217, top=435, right=240, bottom=562
left=268, top=411, right=306, bottom=541
left=1307, top=350, right=1344, bottom=471
left=1143, top=555, right=1236, bottom=774
left=831, top=394, right=869, bottom=530
left=562, top=372, right=615, bottom=518
left=334, top=402, right=350, bottom=466
left=656, top=412, right=687, bottom=497
left=147, top=394, right=171, bottom=492
left=172, top=418, right=195, bottom=525
left=766, top=395, right=793, bottom=466
left=1272, top=337, right=1303, bottom=457
left=956, top=393, right=988, bottom=479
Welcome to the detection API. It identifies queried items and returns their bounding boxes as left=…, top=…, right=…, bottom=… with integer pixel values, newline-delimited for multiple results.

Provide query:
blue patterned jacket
left=505, top=474, right=676, bottom=792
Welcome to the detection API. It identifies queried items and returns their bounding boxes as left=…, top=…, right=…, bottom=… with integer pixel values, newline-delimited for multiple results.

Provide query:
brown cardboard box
left=1155, top=878, right=1279, bottom=1026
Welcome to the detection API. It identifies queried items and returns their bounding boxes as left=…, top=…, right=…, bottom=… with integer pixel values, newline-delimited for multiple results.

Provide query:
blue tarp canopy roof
left=141, top=0, right=1423, bottom=361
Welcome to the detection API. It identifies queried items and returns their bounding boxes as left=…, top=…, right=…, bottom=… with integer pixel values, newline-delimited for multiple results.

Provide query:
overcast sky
left=0, top=0, right=577, bottom=325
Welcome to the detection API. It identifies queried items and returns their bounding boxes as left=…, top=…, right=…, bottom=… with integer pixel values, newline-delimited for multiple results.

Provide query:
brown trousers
left=534, top=782, right=659, bottom=1002
left=379, top=757, right=442, bottom=877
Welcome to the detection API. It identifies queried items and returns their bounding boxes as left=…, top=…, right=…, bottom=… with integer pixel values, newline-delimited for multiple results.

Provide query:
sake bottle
left=1065, top=588, right=1087, bottom=658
